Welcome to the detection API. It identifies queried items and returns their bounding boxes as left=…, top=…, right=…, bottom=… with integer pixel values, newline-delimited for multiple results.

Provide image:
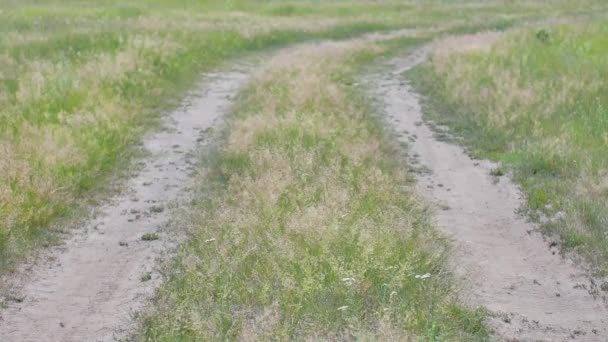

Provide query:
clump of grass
left=490, top=166, right=505, bottom=177
left=138, top=39, right=488, bottom=340
left=141, top=272, right=152, bottom=282
left=141, top=233, right=160, bottom=241
left=410, top=21, right=608, bottom=275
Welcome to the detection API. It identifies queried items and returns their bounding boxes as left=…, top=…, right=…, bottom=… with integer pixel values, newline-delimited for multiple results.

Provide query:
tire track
left=366, top=47, right=608, bottom=341
left=0, top=61, right=256, bottom=342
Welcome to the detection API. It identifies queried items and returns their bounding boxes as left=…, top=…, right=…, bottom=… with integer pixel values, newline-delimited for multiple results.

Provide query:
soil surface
left=0, top=63, right=254, bottom=342
left=367, top=47, right=608, bottom=341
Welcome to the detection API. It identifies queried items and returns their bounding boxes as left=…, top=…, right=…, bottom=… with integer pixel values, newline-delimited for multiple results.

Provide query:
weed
left=140, top=272, right=152, bottom=282
left=490, top=166, right=505, bottom=177
left=536, top=29, right=550, bottom=43
left=141, top=233, right=159, bottom=241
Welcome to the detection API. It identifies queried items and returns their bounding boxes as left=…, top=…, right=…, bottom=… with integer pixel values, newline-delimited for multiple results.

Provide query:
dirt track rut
left=0, top=63, right=253, bottom=342
left=368, top=47, right=608, bottom=341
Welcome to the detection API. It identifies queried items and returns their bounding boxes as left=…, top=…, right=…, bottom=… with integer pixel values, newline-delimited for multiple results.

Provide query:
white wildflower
left=341, top=277, right=355, bottom=284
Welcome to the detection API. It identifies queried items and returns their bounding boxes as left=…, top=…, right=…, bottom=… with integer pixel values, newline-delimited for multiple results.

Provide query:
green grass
left=137, top=37, right=489, bottom=341
left=410, top=19, right=608, bottom=275
left=141, top=233, right=160, bottom=241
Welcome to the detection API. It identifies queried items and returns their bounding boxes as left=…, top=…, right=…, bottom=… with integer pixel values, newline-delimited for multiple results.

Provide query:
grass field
left=2, top=0, right=605, bottom=271
left=3, top=0, right=608, bottom=339
left=410, top=18, right=608, bottom=275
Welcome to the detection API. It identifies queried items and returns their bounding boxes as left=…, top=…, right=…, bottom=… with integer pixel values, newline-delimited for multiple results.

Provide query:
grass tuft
left=141, top=233, right=160, bottom=241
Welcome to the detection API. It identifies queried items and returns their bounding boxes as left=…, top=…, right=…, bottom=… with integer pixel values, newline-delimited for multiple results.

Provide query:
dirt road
left=0, top=63, right=254, bottom=342
left=3, top=40, right=608, bottom=342
left=367, top=47, right=608, bottom=341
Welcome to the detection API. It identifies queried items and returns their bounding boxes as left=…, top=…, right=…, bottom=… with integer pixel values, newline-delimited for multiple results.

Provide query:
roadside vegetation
left=138, top=37, right=489, bottom=341
left=410, top=18, right=608, bottom=276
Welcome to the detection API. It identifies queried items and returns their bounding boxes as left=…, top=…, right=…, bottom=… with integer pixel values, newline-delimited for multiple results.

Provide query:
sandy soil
left=0, top=63, right=254, bottom=342
left=367, top=47, right=608, bottom=341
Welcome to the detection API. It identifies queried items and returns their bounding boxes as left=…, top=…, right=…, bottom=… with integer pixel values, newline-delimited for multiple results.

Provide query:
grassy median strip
left=410, top=20, right=608, bottom=276
left=138, top=39, right=488, bottom=341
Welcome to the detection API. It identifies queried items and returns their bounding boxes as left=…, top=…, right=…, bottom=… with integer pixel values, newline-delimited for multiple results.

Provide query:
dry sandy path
left=367, top=47, right=608, bottom=341
left=0, top=62, right=254, bottom=342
